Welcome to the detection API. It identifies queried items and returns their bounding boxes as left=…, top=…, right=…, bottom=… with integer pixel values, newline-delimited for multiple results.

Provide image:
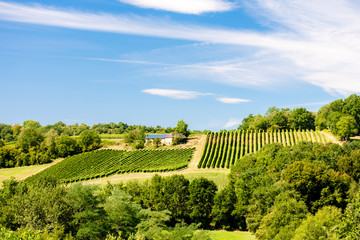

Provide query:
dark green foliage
left=18, top=128, right=44, bottom=153
left=211, top=186, right=237, bottom=230
left=66, top=184, right=108, bottom=239
left=55, top=134, right=79, bottom=157
left=0, top=124, right=13, bottom=140
left=0, top=178, right=72, bottom=233
left=282, top=161, right=352, bottom=212
left=228, top=141, right=357, bottom=237
left=188, top=177, right=217, bottom=228
left=289, top=108, right=315, bottom=130
left=337, top=150, right=360, bottom=182
left=78, top=130, right=101, bottom=152
left=141, top=175, right=191, bottom=224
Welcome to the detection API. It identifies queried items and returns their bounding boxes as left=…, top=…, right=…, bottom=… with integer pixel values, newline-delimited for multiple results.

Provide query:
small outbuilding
left=145, top=133, right=186, bottom=146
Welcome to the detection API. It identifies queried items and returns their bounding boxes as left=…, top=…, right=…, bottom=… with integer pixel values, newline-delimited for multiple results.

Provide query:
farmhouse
left=145, top=133, right=186, bottom=146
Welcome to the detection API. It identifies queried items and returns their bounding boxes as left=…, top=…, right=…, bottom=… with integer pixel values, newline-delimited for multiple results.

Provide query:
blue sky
left=1, top=0, right=360, bottom=131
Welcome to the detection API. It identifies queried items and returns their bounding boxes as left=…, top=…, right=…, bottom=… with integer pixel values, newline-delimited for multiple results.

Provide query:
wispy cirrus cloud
left=142, top=89, right=212, bottom=100
left=217, top=97, right=251, bottom=104
left=1, top=1, right=360, bottom=95
left=117, top=0, right=236, bottom=14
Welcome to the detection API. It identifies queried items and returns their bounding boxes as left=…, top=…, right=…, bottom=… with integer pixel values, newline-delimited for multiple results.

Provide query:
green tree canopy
left=78, top=130, right=101, bottom=152
left=175, top=120, right=190, bottom=137
left=18, top=128, right=44, bottom=153
left=336, top=115, right=358, bottom=140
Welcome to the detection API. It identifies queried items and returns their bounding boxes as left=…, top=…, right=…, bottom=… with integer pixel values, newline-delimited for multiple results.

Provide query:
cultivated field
left=26, top=148, right=195, bottom=183
left=199, top=130, right=331, bottom=169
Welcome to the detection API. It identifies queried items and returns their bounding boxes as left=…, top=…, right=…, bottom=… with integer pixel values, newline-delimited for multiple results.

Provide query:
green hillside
left=198, top=130, right=330, bottom=169
left=26, top=148, right=195, bottom=183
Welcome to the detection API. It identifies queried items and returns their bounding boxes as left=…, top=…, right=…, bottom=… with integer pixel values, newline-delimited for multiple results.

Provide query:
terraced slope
left=26, top=148, right=195, bottom=183
left=198, top=130, right=330, bottom=169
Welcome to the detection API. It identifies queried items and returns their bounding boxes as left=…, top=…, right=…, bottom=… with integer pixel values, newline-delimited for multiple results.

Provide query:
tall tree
left=175, top=120, right=190, bottom=137
left=289, top=108, right=315, bottom=130
left=336, top=115, right=358, bottom=141
left=188, top=177, right=217, bottom=228
left=18, top=128, right=44, bottom=153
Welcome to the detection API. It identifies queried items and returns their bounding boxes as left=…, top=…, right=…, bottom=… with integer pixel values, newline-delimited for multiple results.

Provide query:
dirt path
left=188, top=134, right=207, bottom=169
left=83, top=134, right=229, bottom=185
left=321, top=131, right=341, bottom=144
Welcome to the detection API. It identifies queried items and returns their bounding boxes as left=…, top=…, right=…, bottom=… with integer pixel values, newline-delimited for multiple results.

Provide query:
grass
left=99, top=134, right=125, bottom=139
left=0, top=159, right=62, bottom=184
left=203, top=230, right=256, bottom=240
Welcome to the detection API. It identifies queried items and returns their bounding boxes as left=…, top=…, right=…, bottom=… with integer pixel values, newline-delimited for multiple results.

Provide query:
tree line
left=0, top=128, right=101, bottom=168
left=0, top=176, right=215, bottom=240
left=0, top=119, right=192, bottom=144
left=237, top=94, right=360, bottom=140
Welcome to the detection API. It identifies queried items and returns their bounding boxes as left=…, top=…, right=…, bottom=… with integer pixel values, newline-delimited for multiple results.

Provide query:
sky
left=1, top=0, right=360, bottom=131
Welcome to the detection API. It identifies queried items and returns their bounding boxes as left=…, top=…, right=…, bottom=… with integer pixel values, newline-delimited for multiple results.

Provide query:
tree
left=104, top=189, right=142, bottom=239
left=292, top=206, right=342, bottom=240
left=338, top=193, right=360, bottom=239
left=1, top=179, right=73, bottom=233
left=124, top=127, right=145, bottom=144
left=336, top=115, right=358, bottom=141
left=188, top=178, right=217, bottom=228
left=66, top=184, right=108, bottom=239
left=153, top=137, right=161, bottom=147
left=289, top=108, right=315, bottom=130
left=211, top=186, right=237, bottom=230
left=337, top=149, right=360, bottom=182
left=0, top=139, right=4, bottom=148
left=238, top=114, right=255, bottom=131
left=343, top=94, right=360, bottom=127
left=78, top=130, right=101, bottom=152
left=255, top=191, right=308, bottom=240
left=23, top=120, right=41, bottom=129
left=270, top=111, right=288, bottom=129
left=55, top=134, right=79, bottom=158
left=18, top=128, right=44, bottom=153
left=175, top=120, right=190, bottom=137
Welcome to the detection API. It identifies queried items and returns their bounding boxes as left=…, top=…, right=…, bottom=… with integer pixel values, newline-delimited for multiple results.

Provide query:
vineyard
left=26, top=148, right=195, bottom=183
left=198, top=130, right=331, bottom=169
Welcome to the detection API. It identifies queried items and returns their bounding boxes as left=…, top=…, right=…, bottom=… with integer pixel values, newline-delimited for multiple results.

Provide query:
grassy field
left=0, top=159, right=62, bottom=184
left=203, top=231, right=256, bottom=240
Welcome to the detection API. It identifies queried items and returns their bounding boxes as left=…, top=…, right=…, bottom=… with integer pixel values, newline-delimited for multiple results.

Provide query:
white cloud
left=117, top=0, right=235, bottom=14
left=224, top=118, right=242, bottom=128
left=217, top=97, right=251, bottom=104
left=142, top=89, right=211, bottom=99
left=1, top=1, right=360, bottom=95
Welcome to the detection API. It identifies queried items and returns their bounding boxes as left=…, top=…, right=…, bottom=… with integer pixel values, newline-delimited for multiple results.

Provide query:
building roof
left=145, top=133, right=187, bottom=139
left=145, top=134, right=168, bottom=139
left=165, top=133, right=186, bottom=138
